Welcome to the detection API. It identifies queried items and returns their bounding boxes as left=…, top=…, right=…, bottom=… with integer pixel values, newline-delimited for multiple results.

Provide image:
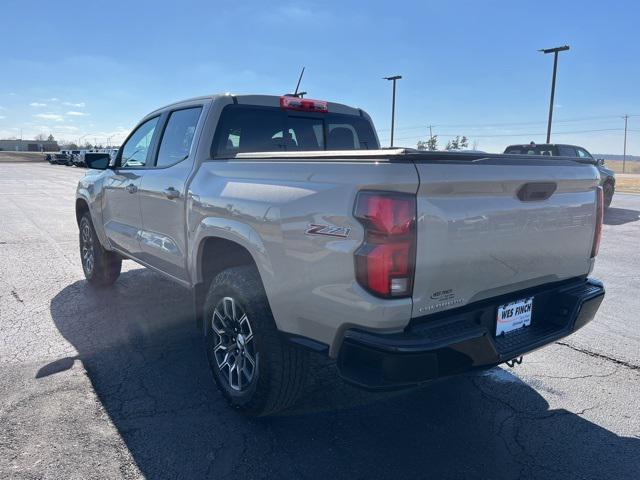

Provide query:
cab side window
left=120, top=117, right=159, bottom=168
left=576, top=148, right=592, bottom=159
left=156, top=107, right=202, bottom=167
left=558, top=146, right=577, bottom=157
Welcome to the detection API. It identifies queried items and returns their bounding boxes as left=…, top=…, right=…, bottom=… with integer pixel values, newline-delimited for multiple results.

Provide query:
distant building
left=0, top=139, right=60, bottom=152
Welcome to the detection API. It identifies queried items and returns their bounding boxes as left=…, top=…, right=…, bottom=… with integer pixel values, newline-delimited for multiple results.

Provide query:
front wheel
left=603, top=182, right=614, bottom=209
left=204, top=266, right=308, bottom=416
left=79, top=212, right=122, bottom=287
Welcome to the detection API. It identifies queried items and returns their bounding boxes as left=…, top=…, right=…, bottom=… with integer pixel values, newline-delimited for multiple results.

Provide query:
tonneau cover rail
left=223, top=149, right=597, bottom=166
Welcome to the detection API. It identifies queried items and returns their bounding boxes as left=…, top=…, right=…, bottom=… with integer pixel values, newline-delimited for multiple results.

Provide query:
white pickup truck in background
left=76, top=94, right=605, bottom=415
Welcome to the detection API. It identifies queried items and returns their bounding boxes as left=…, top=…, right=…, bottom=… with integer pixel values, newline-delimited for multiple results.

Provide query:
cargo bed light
left=280, top=96, right=328, bottom=113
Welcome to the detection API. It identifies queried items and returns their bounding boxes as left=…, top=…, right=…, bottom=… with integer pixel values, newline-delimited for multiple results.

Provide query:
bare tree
left=445, top=136, right=469, bottom=151
left=417, top=135, right=439, bottom=151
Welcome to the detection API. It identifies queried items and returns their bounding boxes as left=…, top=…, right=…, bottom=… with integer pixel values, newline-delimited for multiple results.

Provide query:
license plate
left=496, top=297, right=533, bottom=336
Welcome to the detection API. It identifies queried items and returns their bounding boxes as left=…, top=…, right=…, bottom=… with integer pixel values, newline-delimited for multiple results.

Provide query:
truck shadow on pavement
left=604, top=206, right=640, bottom=225
left=47, top=268, right=640, bottom=480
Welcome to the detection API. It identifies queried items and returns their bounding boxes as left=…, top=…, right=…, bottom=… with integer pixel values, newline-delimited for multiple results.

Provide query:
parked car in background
left=76, top=94, right=605, bottom=416
left=53, top=152, right=72, bottom=165
left=504, top=143, right=616, bottom=207
left=69, top=150, right=84, bottom=167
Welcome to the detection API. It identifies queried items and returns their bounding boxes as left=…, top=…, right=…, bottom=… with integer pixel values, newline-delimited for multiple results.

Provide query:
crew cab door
left=102, top=116, right=160, bottom=256
left=136, top=106, right=203, bottom=283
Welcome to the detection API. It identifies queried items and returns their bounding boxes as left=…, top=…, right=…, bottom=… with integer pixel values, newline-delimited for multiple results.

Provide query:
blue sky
left=1, top=0, right=639, bottom=154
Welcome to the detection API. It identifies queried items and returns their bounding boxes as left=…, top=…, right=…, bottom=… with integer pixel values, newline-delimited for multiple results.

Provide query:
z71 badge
left=305, top=224, right=351, bottom=239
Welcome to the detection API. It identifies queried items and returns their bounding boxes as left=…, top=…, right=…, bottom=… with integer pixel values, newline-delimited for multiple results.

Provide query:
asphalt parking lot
left=0, top=162, right=639, bottom=480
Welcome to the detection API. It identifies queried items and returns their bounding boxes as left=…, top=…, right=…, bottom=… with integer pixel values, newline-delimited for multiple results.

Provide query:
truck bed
left=228, top=148, right=600, bottom=319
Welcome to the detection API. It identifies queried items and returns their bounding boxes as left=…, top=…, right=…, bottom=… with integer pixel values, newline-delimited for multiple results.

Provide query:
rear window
left=212, top=105, right=378, bottom=157
left=504, top=145, right=556, bottom=156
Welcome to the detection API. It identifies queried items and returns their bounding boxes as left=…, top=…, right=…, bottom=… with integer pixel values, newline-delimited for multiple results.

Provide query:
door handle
left=126, top=183, right=138, bottom=194
left=163, top=187, right=180, bottom=199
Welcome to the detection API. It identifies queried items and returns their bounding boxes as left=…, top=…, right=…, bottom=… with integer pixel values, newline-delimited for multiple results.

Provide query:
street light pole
left=539, top=45, right=570, bottom=143
left=623, top=115, right=628, bottom=173
left=384, top=75, right=402, bottom=147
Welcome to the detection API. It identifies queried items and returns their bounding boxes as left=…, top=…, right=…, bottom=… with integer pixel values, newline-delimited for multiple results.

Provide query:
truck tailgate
left=411, top=158, right=600, bottom=317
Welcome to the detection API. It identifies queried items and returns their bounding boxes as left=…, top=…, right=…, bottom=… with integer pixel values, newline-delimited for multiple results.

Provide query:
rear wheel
left=79, top=212, right=122, bottom=287
left=603, top=181, right=614, bottom=208
left=204, top=266, right=308, bottom=416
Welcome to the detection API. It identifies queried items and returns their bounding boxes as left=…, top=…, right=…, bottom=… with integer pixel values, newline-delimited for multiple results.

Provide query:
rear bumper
left=336, top=277, right=604, bottom=389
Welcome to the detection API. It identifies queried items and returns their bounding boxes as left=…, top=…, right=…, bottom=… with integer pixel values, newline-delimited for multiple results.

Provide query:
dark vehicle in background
left=70, top=150, right=84, bottom=167
left=504, top=143, right=616, bottom=207
left=53, top=152, right=72, bottom=165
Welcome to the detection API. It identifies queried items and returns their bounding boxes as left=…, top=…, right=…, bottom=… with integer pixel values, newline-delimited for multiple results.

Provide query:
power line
left=380, top=127, right=625, bottom=142
left=377, top=114, right=637, bottom=132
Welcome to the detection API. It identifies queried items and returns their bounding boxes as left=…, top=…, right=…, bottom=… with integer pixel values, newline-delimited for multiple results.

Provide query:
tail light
left=353, top=192, right=416, bottom=298
left=280, top=96, right=328, bottom=113
left=591, top=186, right=604, bottom=258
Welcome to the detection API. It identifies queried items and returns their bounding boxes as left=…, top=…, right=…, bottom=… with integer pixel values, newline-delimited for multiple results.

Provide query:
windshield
left=212, top=104, right=379, bottom=156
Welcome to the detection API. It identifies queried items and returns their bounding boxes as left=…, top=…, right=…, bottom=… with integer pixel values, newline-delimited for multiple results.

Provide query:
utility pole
left=78, top=134, right=90, bottom=147
left=622, top=115, right=628, bottom=174
left=429, top=125, right=433, bottom=141
left=539, top=45, right=570, bottom=143
left=384, top=75, right=402, bottom=147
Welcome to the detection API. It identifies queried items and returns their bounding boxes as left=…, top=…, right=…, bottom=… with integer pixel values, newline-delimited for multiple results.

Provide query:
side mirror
left=84, top=153, right=112, bottom=170
left=596, top=158, right=605, bottom=166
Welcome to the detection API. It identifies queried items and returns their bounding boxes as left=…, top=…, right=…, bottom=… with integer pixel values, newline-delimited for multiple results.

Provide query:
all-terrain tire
left=204, top=266, right=308, bottom=416
left=603, top=181, right=614, bottom=209
left=79, top=212, right=122, bottom=287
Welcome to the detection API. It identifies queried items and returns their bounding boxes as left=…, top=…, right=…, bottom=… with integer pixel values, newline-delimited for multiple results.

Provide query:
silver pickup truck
left=76, top=94, right=605, bottom=415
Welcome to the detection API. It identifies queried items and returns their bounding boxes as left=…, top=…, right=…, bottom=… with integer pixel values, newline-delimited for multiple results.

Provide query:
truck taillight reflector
left=353, top=192, right=416, bottom=298
left=279, top=96, right=328, bottom=113
left=591, top=186, right=604, bottom=258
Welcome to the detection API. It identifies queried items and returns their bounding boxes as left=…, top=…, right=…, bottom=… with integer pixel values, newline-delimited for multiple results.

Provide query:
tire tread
left=204, top=266, right=308, bottom=416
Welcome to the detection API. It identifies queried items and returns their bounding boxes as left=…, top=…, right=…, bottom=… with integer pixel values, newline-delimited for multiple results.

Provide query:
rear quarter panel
left=188, top=159, right=418, bottom=355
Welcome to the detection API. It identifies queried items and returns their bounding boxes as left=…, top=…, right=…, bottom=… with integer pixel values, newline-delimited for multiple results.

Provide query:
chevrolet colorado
left=76, top=94, right=605, bottom=415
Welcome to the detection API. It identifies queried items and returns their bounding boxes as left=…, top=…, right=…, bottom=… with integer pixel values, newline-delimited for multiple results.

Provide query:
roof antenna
left=291, top=67, right=306, bottom=98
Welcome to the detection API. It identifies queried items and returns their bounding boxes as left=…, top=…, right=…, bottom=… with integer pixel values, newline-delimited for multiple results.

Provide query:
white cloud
left=0, top=115, right=6, bottom=120
left=30, top=102, right=47, bottom=107
left=279, top=5, right=313, bottom=19
left=63, top=101, right=86, bottom=107
left=66, top=111, right=88, bottom=116
left=53, top=125, right=79, bottom=132
left=47, top=97, right=59, bottom=102
left=34, top=113, right=63, bottom=121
